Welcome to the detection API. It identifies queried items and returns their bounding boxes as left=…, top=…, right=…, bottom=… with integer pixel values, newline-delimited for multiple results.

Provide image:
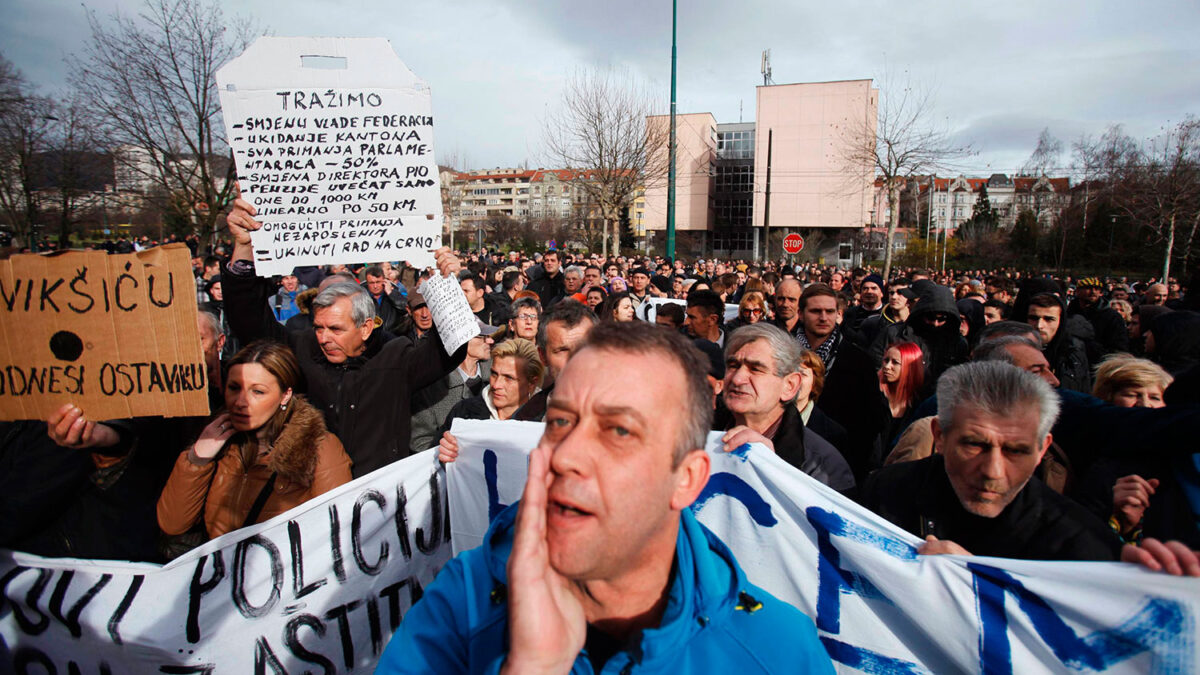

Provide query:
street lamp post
left=666, top=0, right=678, bottom=260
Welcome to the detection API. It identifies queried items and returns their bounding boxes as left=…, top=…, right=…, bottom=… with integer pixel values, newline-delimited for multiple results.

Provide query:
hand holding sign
left=432, top=246, right=462, bottom=279
left=419, top=264, right=479, bottom=355
left=46, top=403, right=120, bottom=450
left=501, top=444, right=586, bottom=675
left=226, top=188, right=260, bottom=245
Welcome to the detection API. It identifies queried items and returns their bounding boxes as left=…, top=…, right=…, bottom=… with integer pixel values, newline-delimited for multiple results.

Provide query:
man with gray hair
left=224, top=197, right=472, bottom=478
left=716, top=323, right=855, bottom=494
left=861, top=361, right=1121, bottom=561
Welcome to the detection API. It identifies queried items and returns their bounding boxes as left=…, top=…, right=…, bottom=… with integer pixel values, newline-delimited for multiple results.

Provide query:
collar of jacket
left=225, top=396, right=329, bottom=488
left=768, top=402, right=809, bottom=469
left=481, top=502, right=749, bottom=668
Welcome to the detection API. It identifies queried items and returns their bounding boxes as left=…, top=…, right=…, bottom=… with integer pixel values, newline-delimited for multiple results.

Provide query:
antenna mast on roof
left=761, top=49, right=773, bottom=86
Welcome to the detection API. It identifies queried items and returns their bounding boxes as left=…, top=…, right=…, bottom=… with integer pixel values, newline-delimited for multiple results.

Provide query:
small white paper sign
left=419, top=272, right=479, bottom=355
left=218, top=37, right=442, bottom=276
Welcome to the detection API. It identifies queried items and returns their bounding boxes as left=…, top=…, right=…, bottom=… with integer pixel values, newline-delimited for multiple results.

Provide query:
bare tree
left=1020, top=127, right=1063, bottom=177
left=838, top=74, right=970, bottom=278
left=68, top=0, right=259, bottom=243
left=1122, top=119, right=1200, bottom=281
left=0, top=55, right=56, bottom=247
left=542, top=68, right=668, bottom=257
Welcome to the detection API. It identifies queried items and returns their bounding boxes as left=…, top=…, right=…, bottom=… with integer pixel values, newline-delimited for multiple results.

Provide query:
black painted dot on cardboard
left=50, top=331, right=84, bottom=361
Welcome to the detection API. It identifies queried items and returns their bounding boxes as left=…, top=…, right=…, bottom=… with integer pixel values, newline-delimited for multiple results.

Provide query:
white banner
left=446, top=419, right=1200, bottom=674
left=0, top=451, right=451, bottom=673
left=636, top=297, right=738, bottom=324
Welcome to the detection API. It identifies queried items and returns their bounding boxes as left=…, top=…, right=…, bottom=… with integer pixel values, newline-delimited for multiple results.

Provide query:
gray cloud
left=2, top=0, right=1197, bottom=173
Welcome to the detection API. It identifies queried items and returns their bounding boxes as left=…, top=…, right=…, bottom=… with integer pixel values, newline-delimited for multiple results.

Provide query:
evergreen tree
left=970, top=184, right=998, bottom=229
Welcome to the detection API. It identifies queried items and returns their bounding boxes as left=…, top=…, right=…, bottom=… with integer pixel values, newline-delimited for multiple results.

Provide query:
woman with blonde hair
left=158, top=341, right=352, bottom=540
left=1093, top=354, right=1173, bottom=408
left=726, top=292, right=769, bottom=334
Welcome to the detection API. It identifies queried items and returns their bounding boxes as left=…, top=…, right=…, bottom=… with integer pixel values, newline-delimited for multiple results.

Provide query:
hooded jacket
left=1037, top=294, right=1092, bottom=393
left=1148, top=311, right=1200, bottom=376
left=375, top=503, right=833, bottom=674
left=1067, top=296, right=1129, bottom=357
left=156, top=397, right=352, bottom=539
left=283, top=287, right=321, bottom=333
left=870, top=282, right=968, bottom=386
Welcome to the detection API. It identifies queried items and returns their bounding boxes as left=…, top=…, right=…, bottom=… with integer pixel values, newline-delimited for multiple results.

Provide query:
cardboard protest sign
left=0, top=244, right=208, bottom=421
left=448, top=421, right=1200, bottom=674
left=218, top=37, right=443, bottom=276
left=0, top=450, right=451, bottom=673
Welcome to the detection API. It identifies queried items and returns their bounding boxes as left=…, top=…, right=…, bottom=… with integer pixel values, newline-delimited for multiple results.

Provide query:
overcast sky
left=4, top=0, right=1198, bottom=177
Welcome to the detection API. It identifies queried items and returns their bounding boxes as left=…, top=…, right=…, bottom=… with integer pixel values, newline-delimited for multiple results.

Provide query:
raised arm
left=223, top=194, right=288, bottom=344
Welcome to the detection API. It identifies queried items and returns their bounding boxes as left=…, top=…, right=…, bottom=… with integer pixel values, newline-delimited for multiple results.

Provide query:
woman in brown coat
left=157, top=341, right=352, bottom=539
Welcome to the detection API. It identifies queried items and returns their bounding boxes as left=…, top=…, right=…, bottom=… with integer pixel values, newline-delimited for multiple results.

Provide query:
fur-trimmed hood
left=294, top=287, right=320, bottom=315
left=259, top=396, right=329, bottom=488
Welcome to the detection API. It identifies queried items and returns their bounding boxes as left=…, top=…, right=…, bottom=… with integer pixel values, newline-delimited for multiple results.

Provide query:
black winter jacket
left=869, top=282, right=968, bottom=386
left=224, top=261, right=466, bottom=478
left=1067, top=298, right=1129, bottom=358
left=860, top=455, right=1121, bottom=561
left=716, top=404, right=855, bottom=495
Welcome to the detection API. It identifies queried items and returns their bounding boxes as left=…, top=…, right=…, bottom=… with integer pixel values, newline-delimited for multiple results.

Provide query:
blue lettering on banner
left=484, top=450, right=508, bottom=522
left=819, top=636, right=929, bottom=675
left=691, top=473, right=777, bottom=526
left=728, top=443, right=753, bottom=461
left=969, top=562, right=1194, bottom=675
left=806, top=507, right=926, bottom=674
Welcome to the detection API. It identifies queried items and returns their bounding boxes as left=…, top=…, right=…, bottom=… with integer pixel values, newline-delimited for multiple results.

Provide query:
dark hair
left=363, top=265, right=384, bottom=279
left=799, top=282, right=839, bottom=311
left=656, top=302, right=686, bottom=328
left=458, top=271, right=485, bottom=292
left=983, top=299, right=1010, bottom=319
left=536, top=299, right=599, bottom=350
left=599, top=291, right=634, bottom=323
left=575, top=322, right=713, bottom=466
left=502, top=270, right=522, bottom=292
left=1028, top=293, right=1062, bottom=311
left=686, top=289, right=724, bottom=318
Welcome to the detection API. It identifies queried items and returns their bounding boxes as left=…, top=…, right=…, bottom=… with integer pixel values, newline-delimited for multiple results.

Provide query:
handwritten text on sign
left=0, top=244, right=208, bottom=421
left=0, top=452, right=452, bottom=673
left=218, top=38, right=443, bottom=275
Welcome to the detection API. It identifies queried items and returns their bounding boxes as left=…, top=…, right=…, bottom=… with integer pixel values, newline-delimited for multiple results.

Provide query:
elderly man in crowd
left=224, top=196, right=471, bottom=477
left=717, top=323, right=855, bottom=494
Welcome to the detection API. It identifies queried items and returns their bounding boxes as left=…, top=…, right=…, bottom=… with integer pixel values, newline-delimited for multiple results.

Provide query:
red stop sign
left=783, top=233, right=805, bottom=254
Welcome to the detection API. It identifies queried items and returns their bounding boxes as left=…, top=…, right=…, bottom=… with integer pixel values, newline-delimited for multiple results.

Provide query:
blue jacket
left=376, top=503, right=833, bottom=674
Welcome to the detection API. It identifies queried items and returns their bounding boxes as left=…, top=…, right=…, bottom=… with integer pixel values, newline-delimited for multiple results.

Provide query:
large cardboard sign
left=0, top=244, right=208, bottom=421
left=218, top=37, right=443, bottom=276
left=448, top=420, right=1200, bottom=674
left=0, top=451, right=451, bottom=673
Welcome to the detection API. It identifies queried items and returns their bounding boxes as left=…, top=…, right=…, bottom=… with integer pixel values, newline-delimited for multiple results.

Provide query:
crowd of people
left=5, top=200, right=1200, bottom=671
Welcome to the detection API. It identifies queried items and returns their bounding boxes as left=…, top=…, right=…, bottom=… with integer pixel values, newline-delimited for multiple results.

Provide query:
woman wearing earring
left=157, top=341, right=352, bottom=540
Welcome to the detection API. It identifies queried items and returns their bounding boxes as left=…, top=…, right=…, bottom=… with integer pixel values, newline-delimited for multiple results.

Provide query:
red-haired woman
left=878, top=341, right=925, bottom=446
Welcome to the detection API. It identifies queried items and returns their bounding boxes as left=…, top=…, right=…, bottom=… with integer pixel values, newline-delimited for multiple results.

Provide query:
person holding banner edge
left=224, top=193, right=472, bottom=477
left=378, top=321, right=833, bottom=674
